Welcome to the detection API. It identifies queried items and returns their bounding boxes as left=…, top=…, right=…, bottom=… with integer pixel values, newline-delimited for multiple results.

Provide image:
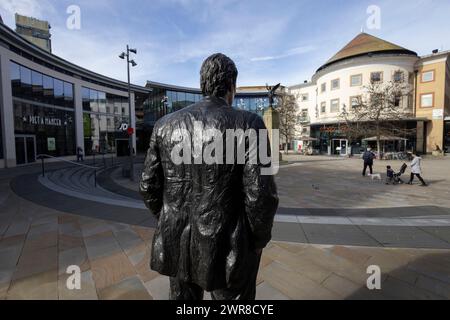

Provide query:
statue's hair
left=200, top=53, right=238, bottom=98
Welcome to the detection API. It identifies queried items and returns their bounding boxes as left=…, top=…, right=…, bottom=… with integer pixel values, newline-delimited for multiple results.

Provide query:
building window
left=394, top=96, right=401, bottom=107
left=13, top=101, right=76, bottom=158
left=421, top=70, right=435, bottom=83
left=10, top=61, right=74, bottom=108
left=350, top=74, right=362, bottom=87
left=330, top=99, right=339, bottom=113
left=63, top=82, right=73, bottom=108
left=393, top=71, right=404, bottom=83
left=331, top=79, right=340, bottom=90
left=298, top=109, right=309, bottom=123
left=43, top=75, right=54, bottom=105
left=321, top=83, right=326, bottom=93
left=300, top=94, right=309, bottom=102
left=370, top=72, right=383, bottom=83
left=31, top=71, right=43, bottom=99
left=320, top=102, right=326, bottom=114
left=350, top=96, right=361, bottom=108
left=420, top=93, right=434, bottom=108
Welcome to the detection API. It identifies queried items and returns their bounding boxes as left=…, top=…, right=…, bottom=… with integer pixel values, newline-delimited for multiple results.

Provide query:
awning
left=362, top=136, right=408, bottom=141
left=296, top=136, right=319, bottom=142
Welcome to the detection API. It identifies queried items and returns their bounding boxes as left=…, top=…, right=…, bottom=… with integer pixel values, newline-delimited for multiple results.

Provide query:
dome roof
left=317, top=33, right=417, bottom=72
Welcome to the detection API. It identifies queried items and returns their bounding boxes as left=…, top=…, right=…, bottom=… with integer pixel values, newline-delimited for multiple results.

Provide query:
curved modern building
left=290, top=33, right=450, bottom=155
left=0, top=21, right=271, bottom=168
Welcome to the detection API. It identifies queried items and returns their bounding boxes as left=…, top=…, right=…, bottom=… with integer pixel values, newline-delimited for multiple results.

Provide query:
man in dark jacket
left=139, top=53, right=279, bottom=300
left=362, top=148, right=376, bottom=176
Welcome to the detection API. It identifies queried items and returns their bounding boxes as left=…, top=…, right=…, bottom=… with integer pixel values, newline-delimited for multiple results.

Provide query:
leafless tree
left=276, top=93, right=299, bottom=154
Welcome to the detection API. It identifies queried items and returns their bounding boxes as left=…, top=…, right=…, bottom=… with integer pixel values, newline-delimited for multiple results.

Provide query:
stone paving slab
left=300, top=224, right=381, bottom=247
left=271, top=222, right=308, bottom=243
left=359, top=225, right=450, bottom=249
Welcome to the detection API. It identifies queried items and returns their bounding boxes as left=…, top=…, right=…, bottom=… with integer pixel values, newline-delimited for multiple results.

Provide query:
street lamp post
left=119, top=45, right=137, bottom=181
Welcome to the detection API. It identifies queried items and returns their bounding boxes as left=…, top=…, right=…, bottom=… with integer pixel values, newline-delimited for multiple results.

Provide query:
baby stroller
left=393, top=163, right=408, bottom=184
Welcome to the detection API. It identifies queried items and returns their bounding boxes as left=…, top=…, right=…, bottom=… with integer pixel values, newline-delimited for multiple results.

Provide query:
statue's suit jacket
left=140, top=96, right=279, bottom=291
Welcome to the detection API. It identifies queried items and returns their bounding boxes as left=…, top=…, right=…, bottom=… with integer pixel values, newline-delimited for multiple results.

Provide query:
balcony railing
left=297, top=116, right=310, bottom=124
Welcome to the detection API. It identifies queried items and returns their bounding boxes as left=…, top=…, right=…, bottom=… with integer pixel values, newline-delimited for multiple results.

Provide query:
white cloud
left=250, top=45, right=317, bottom=62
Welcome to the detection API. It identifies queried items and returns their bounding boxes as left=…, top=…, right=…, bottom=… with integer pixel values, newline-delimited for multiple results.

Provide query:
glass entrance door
left=15, top=135, right=36, bottom=165
left=332, top=139, right=348, bottom=156
left=340, top=140, right=347, bottom=156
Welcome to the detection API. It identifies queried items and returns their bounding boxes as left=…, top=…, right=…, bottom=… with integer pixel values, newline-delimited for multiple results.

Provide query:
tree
left=339, top=71, right=415, bottom=157
left=276, top=93, right=299, bottom=154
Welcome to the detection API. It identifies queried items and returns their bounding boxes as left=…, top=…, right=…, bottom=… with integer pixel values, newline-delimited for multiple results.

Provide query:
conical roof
left=318, top=33, right=417, bottom=71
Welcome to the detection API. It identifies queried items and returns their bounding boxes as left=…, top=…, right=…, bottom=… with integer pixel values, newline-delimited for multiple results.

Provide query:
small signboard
left=433, top=109, right=444, bottom=120
left=47, top=137, right=56, bottom=151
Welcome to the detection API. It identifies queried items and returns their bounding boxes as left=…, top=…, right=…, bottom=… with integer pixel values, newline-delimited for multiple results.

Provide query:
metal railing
left=37, top=154, right=99, bottom=187
left=89, top=151, right=115, bottom=167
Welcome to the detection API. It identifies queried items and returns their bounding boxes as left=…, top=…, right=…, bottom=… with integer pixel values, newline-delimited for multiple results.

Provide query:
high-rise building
left=15, top=13, right=52, bottom=52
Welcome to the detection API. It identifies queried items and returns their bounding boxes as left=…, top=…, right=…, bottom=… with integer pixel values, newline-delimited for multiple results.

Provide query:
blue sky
left=1, top=0, right=450, bottom=88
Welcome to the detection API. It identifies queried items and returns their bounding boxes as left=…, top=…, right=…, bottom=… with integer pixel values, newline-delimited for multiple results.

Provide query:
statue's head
left=200, top=53, right=238, bottom=105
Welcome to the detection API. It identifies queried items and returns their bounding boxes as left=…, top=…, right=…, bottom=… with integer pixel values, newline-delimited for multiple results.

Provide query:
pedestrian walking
left=76, top=146, right=84, bottom=162
left=362, top=148, right=376, bottom=176
left=407, top=152, right=428, bottom=186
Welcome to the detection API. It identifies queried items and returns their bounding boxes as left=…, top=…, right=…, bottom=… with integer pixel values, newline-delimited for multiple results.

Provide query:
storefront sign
left=47, top=138, right=56, bottom=151
left=433, top=109, right=444, bottom=120
left=23, top=115, right=63, bottom=127
left=319, top=126, right=349, bottom=133
left=118, top=123, right=129, bottom=131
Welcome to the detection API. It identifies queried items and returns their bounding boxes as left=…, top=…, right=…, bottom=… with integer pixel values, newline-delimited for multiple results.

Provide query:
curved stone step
left=39, top=165, right=139, bottom=204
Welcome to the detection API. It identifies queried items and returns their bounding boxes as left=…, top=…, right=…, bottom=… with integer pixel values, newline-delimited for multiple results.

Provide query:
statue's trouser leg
left=210, top=251, right=262, bottom=301
left=169, top=278, right=204, bottom=300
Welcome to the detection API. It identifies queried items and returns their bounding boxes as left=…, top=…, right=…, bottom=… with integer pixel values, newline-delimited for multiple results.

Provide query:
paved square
left=1, top=156, right=450, bottom=299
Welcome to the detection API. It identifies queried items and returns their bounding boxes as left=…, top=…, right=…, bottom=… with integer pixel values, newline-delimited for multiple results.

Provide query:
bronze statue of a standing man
left=140, top=53, right=279, bottom=300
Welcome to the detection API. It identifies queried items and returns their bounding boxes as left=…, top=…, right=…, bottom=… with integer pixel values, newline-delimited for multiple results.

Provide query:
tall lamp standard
left=119, top=45, right=137, bottom=181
